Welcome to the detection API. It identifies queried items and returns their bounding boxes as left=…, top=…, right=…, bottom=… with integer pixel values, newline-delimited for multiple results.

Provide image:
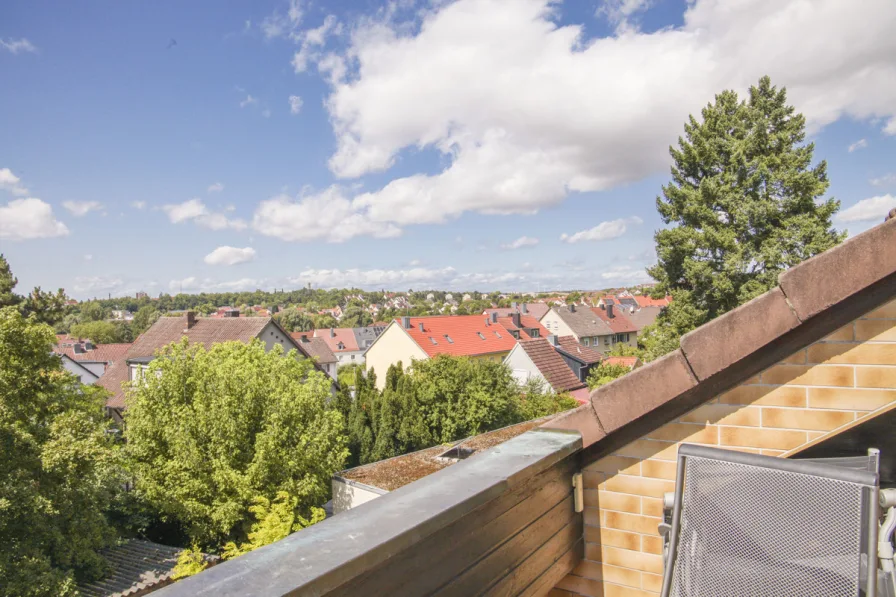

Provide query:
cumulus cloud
left=239, top=94, right=258, bottom=108
left=261, top=0, right=304, bottom=40
left=600, top=266, right=652, bottom=284
left=0, top=198, right=69, bottom=241
left=0, top=38, right=37, bottom=54
left=561, top=216, right=643, bottom=243
left=291, top=15, right=341, bottom=74
left=837, top=194, right=896, bottom=222
left=0, top=168, right=29, bottom=196
left=207, top=182, right=224, bottom=193
left=72, top=276, right=123, bottom=295
left=501, top=236, right=540, bottom=250
left=169, top=276, right=260, bottom=293
left=848, top=138, right=868, bottom=152
left=311, top=0, right=896, bottom=233
left=62, top=200, right=103, bottom=216
left=252, top=186, right=400, bottom=242
left=870, top=173, right=896, bottom=187
left=289, top=95, right=303, bottom=115
left=204, top=246, right=257, bottom=266
left=163, top=198, right=247, bottom=230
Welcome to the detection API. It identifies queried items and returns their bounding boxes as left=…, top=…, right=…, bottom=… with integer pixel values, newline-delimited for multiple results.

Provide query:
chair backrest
left=662, top=444, right=880, bottom=597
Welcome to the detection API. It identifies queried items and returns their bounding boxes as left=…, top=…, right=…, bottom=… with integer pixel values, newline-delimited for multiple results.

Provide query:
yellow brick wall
left=551, top=298, right=896, bottom=597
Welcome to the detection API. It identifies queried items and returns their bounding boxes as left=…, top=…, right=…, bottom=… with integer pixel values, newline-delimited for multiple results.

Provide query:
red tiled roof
left=54, top=343, right=132, bottom=364
left=496, top=314, right=551, bottom=340
left=518, top=338, right=586, bottom=393
left=396, top=316, right=517, bottom=357
left=604, top=356, right=641, bottom=369
left=484, top=303, right=550, bottom=321
left=313, top=328, right=359, bottom=353
left=290, top=332, right=337, bottom=364
left=554, top=335, right=603, bottom=365
left=590, top=307, right=638, bottom=334
left=634, top=294, right=672, bottom=308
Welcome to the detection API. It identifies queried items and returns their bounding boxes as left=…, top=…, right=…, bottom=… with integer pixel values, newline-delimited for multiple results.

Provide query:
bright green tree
left=0, top=255, right=17, bottom=308
left=274, top=307, right=315, bottom=332
left=79, top=301, right=107, bottom=322
left=516, top=378, right=579, bottom=420
left=644, top=77, right=844, bottom=360
left=131, top=305, right=161, bottom=336
left=70, top=320, right=124, bottom=344
left=339, top=306, right=373, bottom=328
left=586, top=362, right=632, bottom=390
left=0, top=307, right=123, bottom=597
left=220, top=492, right=325, bottom=561
left=123, top=339, right=347, bottom=548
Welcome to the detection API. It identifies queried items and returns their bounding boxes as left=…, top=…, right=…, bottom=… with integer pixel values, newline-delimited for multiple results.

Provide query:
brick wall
left=551, top=298, right=896, bottom=597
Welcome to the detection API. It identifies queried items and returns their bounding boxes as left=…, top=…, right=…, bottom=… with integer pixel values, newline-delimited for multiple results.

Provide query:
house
left=98, top=312, right=326, bottom=422
left=111, top=309, right=134, bottom=321
left=290, top=332, right=338, bottom=380
left=483, top=301, right=550, bottom=321
left=312, top=325, right=388, bottom=368
left=503, top=338, right=589, bottom=401
left=603, top=354, right=642, bottom=369
left=53, top=340, right=132, bottom=380
left=59, top=354, right=101, bottom=384
left=135, top=291, right=148, bottom=299
left=634, top=293, right=672, bottom=308
left=364, top=315, right=518, bottom=389
left=319, top=306, right=343, bottom=320
left=540, top=303, right=638, bottom=353
left=155, top=213, right=896, bottom=597
left=627, top=304, right=663, bottom=332
left=493, top=311, right=551, bottom=340
left=550, top=334, right=604, bottom=384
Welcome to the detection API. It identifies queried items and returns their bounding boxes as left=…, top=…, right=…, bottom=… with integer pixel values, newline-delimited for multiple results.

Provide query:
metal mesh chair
left=661, top=444, right=880, bottom=597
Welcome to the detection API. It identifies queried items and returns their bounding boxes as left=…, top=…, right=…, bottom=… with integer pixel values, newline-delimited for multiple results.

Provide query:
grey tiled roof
left=552, top=306, right=614, bottom=337
left=352, top=325, right=386, bottom=350
left=76, top=540, right=187, bottom=597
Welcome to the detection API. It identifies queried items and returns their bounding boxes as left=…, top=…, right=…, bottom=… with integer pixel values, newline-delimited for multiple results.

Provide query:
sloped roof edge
left=542, top=217, right=896, bottom=464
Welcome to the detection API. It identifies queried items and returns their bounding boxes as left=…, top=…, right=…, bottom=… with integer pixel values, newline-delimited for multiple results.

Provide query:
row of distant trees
left=0, top=76, right=847, bottom=596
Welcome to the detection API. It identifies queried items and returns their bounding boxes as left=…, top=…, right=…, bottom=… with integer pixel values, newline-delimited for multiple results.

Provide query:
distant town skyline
left=2, top=0, right=895, bottom=300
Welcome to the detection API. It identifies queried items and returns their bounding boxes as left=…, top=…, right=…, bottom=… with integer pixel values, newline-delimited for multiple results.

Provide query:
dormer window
left=337, top=342, right=345, bottom=350
left=529, top=329, right=539, bottom=338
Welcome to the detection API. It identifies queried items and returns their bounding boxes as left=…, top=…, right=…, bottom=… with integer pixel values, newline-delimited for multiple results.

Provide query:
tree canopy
left=0, top=307, right=122, bottom=596
left=123, top=339, right=347, bottom=548
left=642, top=77, right=843, bottom=360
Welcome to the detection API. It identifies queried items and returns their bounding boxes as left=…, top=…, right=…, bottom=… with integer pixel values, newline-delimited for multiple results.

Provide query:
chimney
left=185, top=311, right=196, bottom=329
left=548, top=334, right=558, bottom=346
left=402, top=316, right=411, bottom=329
left=418, top=322, right=425, bottom=332
left=521, top=303, right=528, bottom=314
left=511, top=312, right=521, bottom=328
left=569, top=304, right=576, bottom=313
left=607, top=304, right=614, bottom=318
left=490, top=312, right=498, bottom=323
left=330, top=328, right=335, bottom=337
left=511, top=301, right=518, bottom=309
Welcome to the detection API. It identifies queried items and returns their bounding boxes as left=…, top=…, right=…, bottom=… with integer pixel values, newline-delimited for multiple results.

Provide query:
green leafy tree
left=70, top=321, right=124, bottom=344
left=0, top=255, right=68, bottom=327
left=565, top=292, right=582, bottom=305
left=587, top=362, right=634, bottom=389
left=171, top=548, right=208, bottom=580
left=0, top=307, right=123, bottom=596
left=644, top=77, right=844, bottom=359
left=339, top=306, right=373, bottom=328
left=275, top=307, right=315, bottom=332
left=0, top=255, right=18, bottom=308
left=131, top=305, right=161, bottom=336
left=124, top=339, right=347, bottom=548
left=220, top=492, right=325, bottom=561
left=516, top=378, right=579, bottom=420
left=79, top=301, right=107, bottom=322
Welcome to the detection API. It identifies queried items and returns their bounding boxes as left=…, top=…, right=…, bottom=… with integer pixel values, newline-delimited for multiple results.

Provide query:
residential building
left=627, top=304, right=663, bottom=332
left=364, top=315, right=517, bottom=389
left=54, top=339, right=132, bottom=380
left=634, top=293, right=672, bottom=308
left=483, top=301, right=550, bottom=321
left=603, top=354, right=642, bottom=370
left=156, top=213, right=896, bottom=597
left=111, top=309, right=134, bottom=321
left=98, top=312, right=325, bottom=422
left=310, top=325, right=386, bottom=368
left=319, top=306, right=343, bottom=320
left=503, top=338, right=588, bottom=401
left=493, top=311, right=550, bottom=340
left=135, top=291, right=148, bottom=299
left=550, top=334, right=603, bottom=384
left=59, top=354, right=101, bottom=384
left=540, top=303, right=638, bottom=353
left=290, top=332, right=338, bottom=380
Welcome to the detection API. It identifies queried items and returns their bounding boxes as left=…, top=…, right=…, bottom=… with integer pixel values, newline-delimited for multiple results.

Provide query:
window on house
left=615, top=333, right=626, bottom=343
left=583, top=338, right=590, bottom=346
left=604, top=337, right=611, bottom=345
left=351, top=355, right=355, bottom=360
left=529, top=329, right=539, bottom=338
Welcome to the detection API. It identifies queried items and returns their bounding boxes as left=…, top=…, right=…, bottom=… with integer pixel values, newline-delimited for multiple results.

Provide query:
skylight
left=429, top=337, right=438, bottom=345
left=443, top=334, right=454, bottom=344
left=477, top=332, right=486, bottom=340
left=494, top=331, right=502, bottom=338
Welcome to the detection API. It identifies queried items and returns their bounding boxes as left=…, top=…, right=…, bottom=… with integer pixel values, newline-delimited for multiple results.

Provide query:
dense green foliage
left=0, top=254, right=68, bottom=326
left=220, top=492, right=325, bottom=560
left=0, top=307, right=123, bottom=596
left=344, top=357, right=578, bottom=467
left=131, top=305, right=161, bottom=336
left=586, top=363, right=632, bottom=389
left=642, top=77, right=843, bottom=360
left=70, top=320, right=133, bottom=344
left=124, top=339, right=348, bottom=549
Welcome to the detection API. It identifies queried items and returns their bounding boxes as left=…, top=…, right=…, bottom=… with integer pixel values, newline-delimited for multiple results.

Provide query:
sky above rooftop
left=2, top=0, right=895, bottom=300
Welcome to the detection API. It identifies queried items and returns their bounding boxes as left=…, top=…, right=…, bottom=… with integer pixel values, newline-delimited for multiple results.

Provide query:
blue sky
left=1, top=0, right=895, bottom=299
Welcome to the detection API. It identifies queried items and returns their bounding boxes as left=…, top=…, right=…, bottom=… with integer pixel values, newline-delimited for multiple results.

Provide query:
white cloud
left=848, top=138, right=868, bottom=152
left=169, top=276, right=260, bottom=293
left=598, top=0, right=654, bottom=32
left=72, top=276, right=123, bottom=295
left=0, top=198, right=69, bottom=241
left=207, top=182, right=224, bottom=193
left=131, top=200, right=146, bottom=210
left=0, top=168, right=29, bottom=196
left=501, top=235, right=540, bottom=249
left=312, top=0, right=896, bottom=232
left=291, top=15, right=341, bottom=74
left=162, top=198, right=247, bottom=230
left=239, top=94, right=258, bottom=108
left=289, top=266, right=458, bottom=289
left=252, top=186, right=400, bottom=242
left=870, top=173, right=896, bottom=187
left=289, top=95, right=303, bottom=115
left=84, top=254, right=93, bottom=261
left=408, top=259, right=422, bottom=266
left=0, top=38, right=37, bottom=54
left=561, top=216, right=643, bottom=243
left=261, top=0, right=304, bottom=40
left=600, top=266, right=652, bottom=284
left=837, top=194, right=896, bottom=223
left=204, top=246, right=257, bottom=266
left=62, top=200, right=103, bottom=216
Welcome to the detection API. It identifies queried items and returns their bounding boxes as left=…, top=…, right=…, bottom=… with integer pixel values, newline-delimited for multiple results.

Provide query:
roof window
left=443, top=334, right=454, bottom=344
left=477, top=332, right=486, bottom=340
